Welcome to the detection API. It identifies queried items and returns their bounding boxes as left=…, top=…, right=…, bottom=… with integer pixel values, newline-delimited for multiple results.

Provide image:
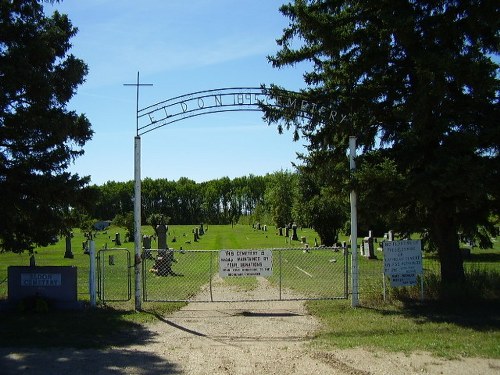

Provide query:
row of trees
left=90, top=167, right=408, bottom=248
left=91, top=176, right=266, bottom=226
left=88, top=172, right=353, bottom=246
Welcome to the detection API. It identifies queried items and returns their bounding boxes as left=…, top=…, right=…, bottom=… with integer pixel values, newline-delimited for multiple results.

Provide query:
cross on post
left=124, top=71, right=153, bottom=135
left=125, top=72, right=153, bottom=311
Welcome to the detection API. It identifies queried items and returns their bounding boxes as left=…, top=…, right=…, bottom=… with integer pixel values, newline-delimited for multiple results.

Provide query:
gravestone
left=153, top=224, right=176, bottom=276
left=64, top=234, right=74, bottom=259
left=291, top=223, right=299, bottom=241
left=156, top=224, right=168, bottom=250
left=362, top=234, right=376, bottom=259
left=143, top=235, right=152, bottom=249
left=82, top=241, right=89, bottom=254
left=143, top=235, right=153, bottom=259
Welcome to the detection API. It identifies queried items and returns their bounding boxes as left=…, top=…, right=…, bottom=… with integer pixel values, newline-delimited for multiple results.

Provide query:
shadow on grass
left=466, top=252, right=500, bottom=263
left=400, top=299, right=500, bottom=331
left=0, top=306, right=183, bottom=375
left=0, top=307, right=152, bottom=349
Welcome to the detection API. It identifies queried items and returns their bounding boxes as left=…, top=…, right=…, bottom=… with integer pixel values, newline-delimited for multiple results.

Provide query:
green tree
left=0, top=0, right=93, bottom=252
left=265, top=0, right=499, bottom=286
left=264, top=171, right=297, bottom=228
left=293, top=165, right=348, bottom=246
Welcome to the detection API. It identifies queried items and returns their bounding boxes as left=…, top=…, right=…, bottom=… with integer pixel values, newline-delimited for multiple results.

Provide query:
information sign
left=219, top=249, right=273, bottom=277
left=383, top=240, right=422, bottom=288
left=383, top=240, right=423, bottom=276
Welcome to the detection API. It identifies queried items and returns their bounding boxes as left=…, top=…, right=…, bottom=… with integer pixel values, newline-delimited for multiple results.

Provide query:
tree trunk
left=432, top=209, right=465, bottom=287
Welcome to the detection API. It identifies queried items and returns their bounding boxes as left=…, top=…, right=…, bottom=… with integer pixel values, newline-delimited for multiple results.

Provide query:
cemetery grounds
left=0, top=224, right=499, bottom=374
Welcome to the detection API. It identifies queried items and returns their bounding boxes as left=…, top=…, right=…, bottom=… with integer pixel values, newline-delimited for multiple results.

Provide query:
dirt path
left=1, top=276, right=499, bottom=374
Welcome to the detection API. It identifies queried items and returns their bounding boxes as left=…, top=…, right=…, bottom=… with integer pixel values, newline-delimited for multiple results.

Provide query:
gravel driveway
left=1, top=276, right=499, bottom=374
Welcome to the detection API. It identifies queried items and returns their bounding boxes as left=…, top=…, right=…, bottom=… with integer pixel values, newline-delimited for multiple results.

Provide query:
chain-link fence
left=356, top=250, right=500, bottom=302
left=1, top=246, right=498, bottom=307
left=141, top=247, right=348, bottom=302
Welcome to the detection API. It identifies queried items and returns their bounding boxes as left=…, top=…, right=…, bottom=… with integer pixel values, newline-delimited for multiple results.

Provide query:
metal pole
left=209, top=251, right=213, bottom=302
left=420, top=274, right=424, bottom=301
left=124, top=72, right=152, bottom=312
left=134, top=135, right=142, bottom=311
left=279, top=249, right=282, bottom=300
left=349, top=136, right=359, bottom=307
left=89, top=240, right=96, bottom=308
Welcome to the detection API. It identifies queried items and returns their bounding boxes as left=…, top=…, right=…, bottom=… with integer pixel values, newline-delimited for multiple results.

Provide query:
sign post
left=349, top=136, right=359, bottom=307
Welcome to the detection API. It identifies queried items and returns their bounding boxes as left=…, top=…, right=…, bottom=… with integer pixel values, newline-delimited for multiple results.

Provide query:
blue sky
left=47, top=0, right=309, bottom=185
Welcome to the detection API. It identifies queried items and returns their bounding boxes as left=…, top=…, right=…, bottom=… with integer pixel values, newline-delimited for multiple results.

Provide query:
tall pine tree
left=0, top=0, right=93, bottom=252
left=264, top=0, right=499, bottom=286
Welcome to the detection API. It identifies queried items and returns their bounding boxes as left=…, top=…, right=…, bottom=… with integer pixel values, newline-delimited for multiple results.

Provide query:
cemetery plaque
left=383, top=240, right=423, bottom=287
left=8, top=266, right=78, bottom=309
left=219, top=250, right=273, bottom=277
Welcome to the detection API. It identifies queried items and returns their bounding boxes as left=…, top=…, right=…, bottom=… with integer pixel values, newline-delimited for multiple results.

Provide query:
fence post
left=89, top=240, right=96, bottom=308
left=349, top=136, right=359, bottom=307
left=209, top=250, right=214, bottom=302
left=134, top=135, right=142, bottom=311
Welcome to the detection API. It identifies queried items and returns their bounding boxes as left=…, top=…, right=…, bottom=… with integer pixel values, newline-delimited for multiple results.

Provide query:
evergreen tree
left=0, top=0, right=93, bottom=252
left=264, top=0, right=499, bottom=286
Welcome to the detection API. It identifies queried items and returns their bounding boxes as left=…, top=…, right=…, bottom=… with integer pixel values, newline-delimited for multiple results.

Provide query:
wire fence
left=140, top=247, right=348, bottom=302
left=356, top=249, right=500, bottom=302
left=1, top=247, right=499, bottom=307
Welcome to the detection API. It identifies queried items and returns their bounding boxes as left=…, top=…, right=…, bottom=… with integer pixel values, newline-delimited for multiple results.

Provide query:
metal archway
left=129, top=77, right=357, bottom=310
left=136, top=86, right=345, bottom=136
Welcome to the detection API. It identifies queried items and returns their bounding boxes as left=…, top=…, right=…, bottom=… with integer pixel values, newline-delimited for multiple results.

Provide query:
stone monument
left=64, top=234, right=74, bottom=259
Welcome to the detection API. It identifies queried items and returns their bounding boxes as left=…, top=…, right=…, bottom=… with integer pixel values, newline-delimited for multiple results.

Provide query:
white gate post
left=89, top=240, right=96, bottom=308
left=349, top=136, right=359, bottom=307
left=125, top=72, right=152, bottom=312
left=134, top=135, right=142, bottom=311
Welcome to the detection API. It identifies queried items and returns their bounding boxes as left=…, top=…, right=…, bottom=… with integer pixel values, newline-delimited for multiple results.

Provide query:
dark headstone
left=291, top=224, right=299, bottom=241
left=156, top=224, right=168, bottom=250
left=64, top=235, right=74, bottom=259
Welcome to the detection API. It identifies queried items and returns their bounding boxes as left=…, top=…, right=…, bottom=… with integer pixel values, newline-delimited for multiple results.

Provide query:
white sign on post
left=383, top=240, right=422, bottom=287
left=219, top=249, right=273, bottom=277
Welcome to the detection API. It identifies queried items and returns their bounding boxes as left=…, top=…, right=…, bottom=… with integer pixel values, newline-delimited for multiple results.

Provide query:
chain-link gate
left=142, top=247, right=348, bottom=302
left=97, top=248, right=132, bottom=302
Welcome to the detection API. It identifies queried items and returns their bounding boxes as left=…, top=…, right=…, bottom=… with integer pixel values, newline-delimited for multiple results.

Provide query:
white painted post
left=134, top=135, right=142, bottom=311
left=349, top=136, right=359, bottom=307
left=89, top=240, right=96, bottom=308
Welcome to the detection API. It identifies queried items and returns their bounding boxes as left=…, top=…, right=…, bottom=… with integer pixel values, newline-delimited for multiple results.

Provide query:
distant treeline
left=88, top=173, right=289, bottom=227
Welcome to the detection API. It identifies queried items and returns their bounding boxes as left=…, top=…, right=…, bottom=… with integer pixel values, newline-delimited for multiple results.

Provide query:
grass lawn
left=307, top=299, right=500, bottom=359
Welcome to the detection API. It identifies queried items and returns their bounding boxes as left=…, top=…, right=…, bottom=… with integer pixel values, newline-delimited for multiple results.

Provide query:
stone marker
left=64, top=234, right=74, bottom=259
left=143, top=235, right=153, bottom=259
left=291, top=223, right=299, bottom=241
